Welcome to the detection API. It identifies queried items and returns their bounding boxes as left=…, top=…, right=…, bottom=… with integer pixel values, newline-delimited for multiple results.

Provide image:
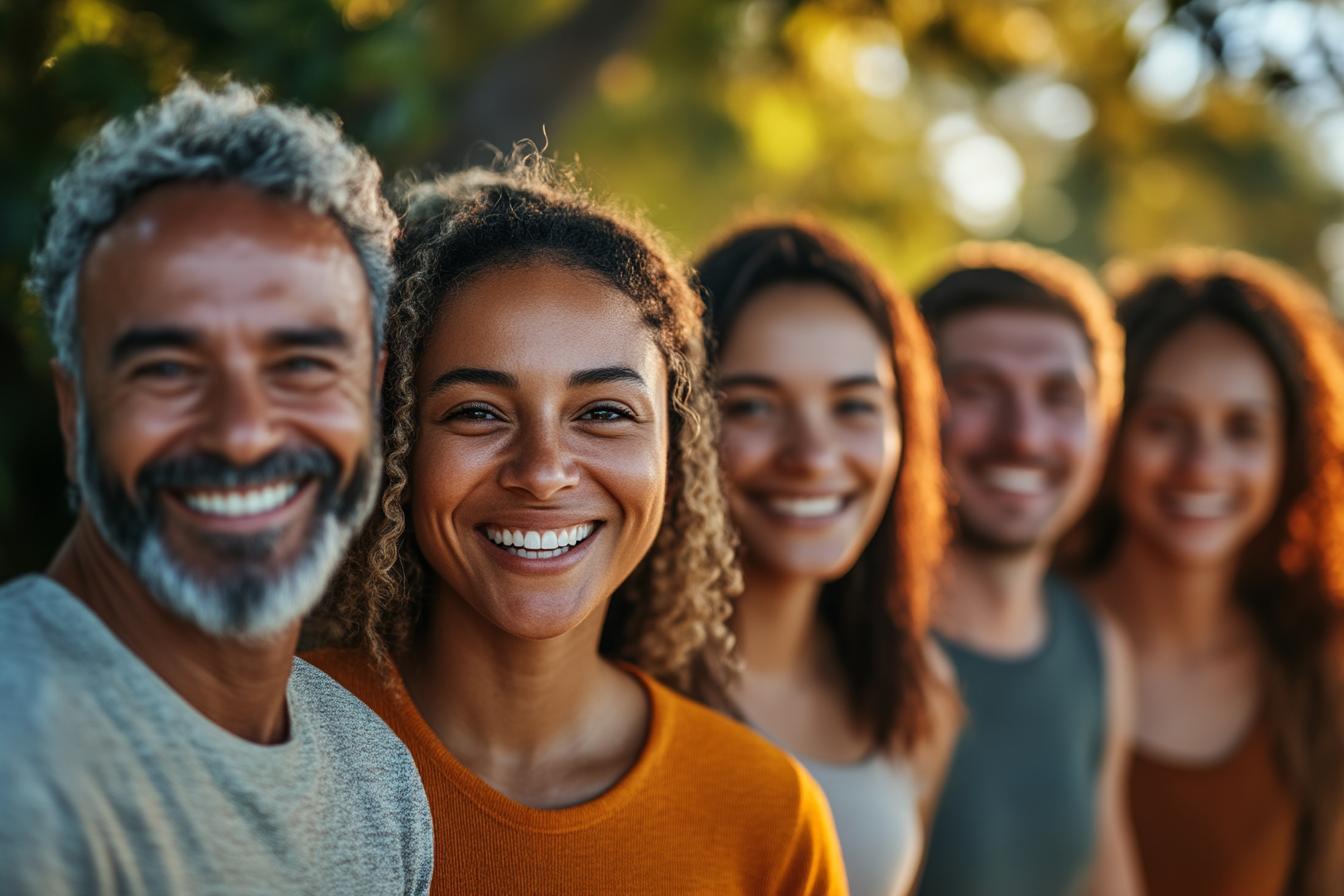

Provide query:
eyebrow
left=267, top=327, right=350, bottom=350
left=718, top=373, right=884, bottom=390
left=427, top=365, right=649, bottom=396
left=110, top=327, right=200, bottom=367
left=1139, top=387, right=1282, bottom=414
left=427, top=367, right=519, bottom=395
left=942, top=360, right=1084, bottom=383
left=569, top=366, right=646, bottom=388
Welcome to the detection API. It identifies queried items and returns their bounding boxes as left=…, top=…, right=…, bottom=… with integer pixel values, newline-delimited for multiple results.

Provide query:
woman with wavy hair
left=1066, top=249, right=1344, bottom=895
left=305, top=162, right=845, bottom=895
left=695, top=219, right=960, bottom=896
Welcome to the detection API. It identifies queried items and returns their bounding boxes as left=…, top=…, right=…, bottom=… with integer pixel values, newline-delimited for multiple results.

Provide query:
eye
left=1137, top=408, right=1182, bottom=436
left=443, top=402, right=503, bottom=423
left=131, top=360, right=191, bottom=380
left=722, top=396, right=774, bottom=419
left=835, top=397, right=879, bottom=417
left=1228, top=413, right=1267, bottom=444
left=947, top=376, right=994, bottom=403
left=1044, top=381, right=1084, bottom=412
left=580, top=403, right=635, bottom=422
left=276, top=355, right=333, bottom=374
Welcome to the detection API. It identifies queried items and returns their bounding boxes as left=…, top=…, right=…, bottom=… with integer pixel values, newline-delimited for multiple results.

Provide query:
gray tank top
left=755, top=727, right=921, bottom=896
left=917, top=576, right=1105, bottom=896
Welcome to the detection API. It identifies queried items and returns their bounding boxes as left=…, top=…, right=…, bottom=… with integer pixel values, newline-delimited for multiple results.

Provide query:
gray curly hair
left=26, top=76, right=396, bottom=376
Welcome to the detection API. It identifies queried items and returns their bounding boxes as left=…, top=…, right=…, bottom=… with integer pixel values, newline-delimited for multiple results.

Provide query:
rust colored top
left=305, top=647, right=848, bottom=896
left=1129, top=712, right=1299, bottom=896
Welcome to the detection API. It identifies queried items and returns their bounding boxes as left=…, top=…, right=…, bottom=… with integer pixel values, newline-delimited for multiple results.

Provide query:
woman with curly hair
left=305, top=163, right=846, bottom=895
left=1065, top=249, right=1344, bottom=895
left=695, top=219, right=961, bottom=896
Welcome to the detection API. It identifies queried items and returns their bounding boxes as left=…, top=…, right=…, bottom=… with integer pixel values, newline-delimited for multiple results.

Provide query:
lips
left=1160, top=491, right=1235, bottom=520
left=481, top=522, right=598, bottom=560
left=977, top=464, right=1051, bottom=497
left=179, top=480, right=303, bottom=518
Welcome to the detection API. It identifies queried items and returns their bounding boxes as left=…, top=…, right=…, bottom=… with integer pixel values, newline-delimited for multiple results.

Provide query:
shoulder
left=645, top=674, right=839, bottom=834
left=0, top=577, right=103, bottom=750
left=906, top=639, right=965, bottom=800
left=653, top=676, right=807, bottom=791
left=290, top=654, right=414, bottom=759
left=289, top=655, right=433, bottom=882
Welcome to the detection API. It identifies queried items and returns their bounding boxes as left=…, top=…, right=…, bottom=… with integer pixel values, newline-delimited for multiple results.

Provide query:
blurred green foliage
left=3, top=0, right=1341, bottom=574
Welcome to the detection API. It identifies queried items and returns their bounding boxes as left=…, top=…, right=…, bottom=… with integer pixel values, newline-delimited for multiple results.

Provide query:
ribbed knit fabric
left=1129, top=713, right=1298, bottom=896
left=918, top=577, right=1105, bottom=896
left=307, top=647, right=848, bottom=896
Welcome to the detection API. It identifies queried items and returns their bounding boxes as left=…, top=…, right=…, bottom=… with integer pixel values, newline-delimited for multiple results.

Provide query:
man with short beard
left=914, top=243, right=1141, bottom=896
left=0, top=80, right=432, bottom=894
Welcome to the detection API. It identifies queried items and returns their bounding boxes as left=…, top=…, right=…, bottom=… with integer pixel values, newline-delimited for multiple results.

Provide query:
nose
left=1176, top=427, right=1227, bottom=485
left=199, top=366, right=284, bottom=466
left=777, top=409, right=841, bottom=478
left=498, top=420, right=580, bottom=500
left=995, top=394, right=1052, bottom=458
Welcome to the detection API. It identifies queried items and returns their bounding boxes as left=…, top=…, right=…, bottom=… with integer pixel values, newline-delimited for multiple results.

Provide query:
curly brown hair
left=312, top=158, right=741, bottom=706
left=695, top=216, right=948, bottom=752
left=1069, top=249, right=1344, bottom=894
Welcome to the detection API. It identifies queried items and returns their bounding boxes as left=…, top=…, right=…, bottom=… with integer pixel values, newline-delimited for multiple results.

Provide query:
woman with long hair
left=695, top=219, right=960, bottom=896
left=306, top=164, right=846, bottom=894
left=1066, top=249, right=1344, bottom=895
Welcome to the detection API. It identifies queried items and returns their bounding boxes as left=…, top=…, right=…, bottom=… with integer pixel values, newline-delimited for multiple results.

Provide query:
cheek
left=597, top=439, right=668, bottom=531
left=719, top=423, right=775, bottom=486
left=409, top=435, right=476, bottom=558
left=942, top=405, right=990, bottom=461
left=89, top=395, right=187, bottom=488
left=1117, top=429, right=1175, bottom=488
left=848, top=424, right=901, bottom=486
left=1238, top=446, right=1285, bottom=511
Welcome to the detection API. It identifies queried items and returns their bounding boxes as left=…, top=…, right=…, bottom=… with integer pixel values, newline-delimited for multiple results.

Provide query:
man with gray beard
left=0, top=79, right=433, bottom=894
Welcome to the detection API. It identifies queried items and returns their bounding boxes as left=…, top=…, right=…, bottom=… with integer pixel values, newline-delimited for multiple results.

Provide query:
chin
left=478, top=593, right=603, bottom=642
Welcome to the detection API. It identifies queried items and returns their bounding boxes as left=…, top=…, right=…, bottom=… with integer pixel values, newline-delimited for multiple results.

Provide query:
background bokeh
left=4, top=0, right=1344, bottom=575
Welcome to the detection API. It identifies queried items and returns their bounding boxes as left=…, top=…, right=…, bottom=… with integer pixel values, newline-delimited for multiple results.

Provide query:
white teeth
left=982, top=466, right=1049, bottom=495
left=1167, top=492, right=1232, bottom=519
left=483, top=523, right=597, bottom=558
left=183, top=481, right=300, bottom=518
left=766, top=495, right=845, bottom=519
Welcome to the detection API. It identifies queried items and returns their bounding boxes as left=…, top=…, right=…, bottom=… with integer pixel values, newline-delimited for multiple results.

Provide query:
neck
left=935, top=539, right=1053, bottom=651
left=406, top=584, right=618, bottom=765
left=733, top=562, right=828, bottom=680
left=1091, top=534, right=1243, bottom=654
left=47, top=514, right=297, bottom=744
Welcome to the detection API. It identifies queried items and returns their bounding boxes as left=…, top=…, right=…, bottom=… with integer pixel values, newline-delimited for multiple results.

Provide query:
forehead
left=720, top=282, right=890, bottom=380
left=78, top=182, right=371, bottom=347
left=421, top=260, right=664, bottom=383
left=1139, top=317, right=1283, bottom=408
left=937, top=307, right=1095, bottom=382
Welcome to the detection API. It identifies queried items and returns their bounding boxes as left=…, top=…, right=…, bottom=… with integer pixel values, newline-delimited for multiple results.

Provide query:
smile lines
left=484, top=523, right=596, bottom=559
left=181, top=481, right=301, bottom=518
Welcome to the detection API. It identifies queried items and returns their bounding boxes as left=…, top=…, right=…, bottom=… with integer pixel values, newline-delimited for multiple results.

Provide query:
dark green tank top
left=917, top=576, right=1105, bottom=896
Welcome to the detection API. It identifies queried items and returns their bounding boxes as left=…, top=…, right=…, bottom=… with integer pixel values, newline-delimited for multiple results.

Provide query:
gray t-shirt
left=0, top=574, right=434, bottom=895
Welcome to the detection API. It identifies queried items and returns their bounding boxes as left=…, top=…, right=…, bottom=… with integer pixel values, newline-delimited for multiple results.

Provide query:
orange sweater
left=307, top=648, right=848, bottom=895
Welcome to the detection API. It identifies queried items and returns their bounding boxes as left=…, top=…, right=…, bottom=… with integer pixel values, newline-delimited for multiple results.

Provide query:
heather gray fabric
left=0, top=575, right=434, bottom=896
left=793, top=752, right=922, bottom=896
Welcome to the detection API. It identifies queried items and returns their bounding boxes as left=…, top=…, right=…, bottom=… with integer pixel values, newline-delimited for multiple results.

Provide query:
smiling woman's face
left=1115, top=316, right=1286, bottom=568
left=411, top=259, right=669, bottom=641
left=717, top=282, right=901, bottom=582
